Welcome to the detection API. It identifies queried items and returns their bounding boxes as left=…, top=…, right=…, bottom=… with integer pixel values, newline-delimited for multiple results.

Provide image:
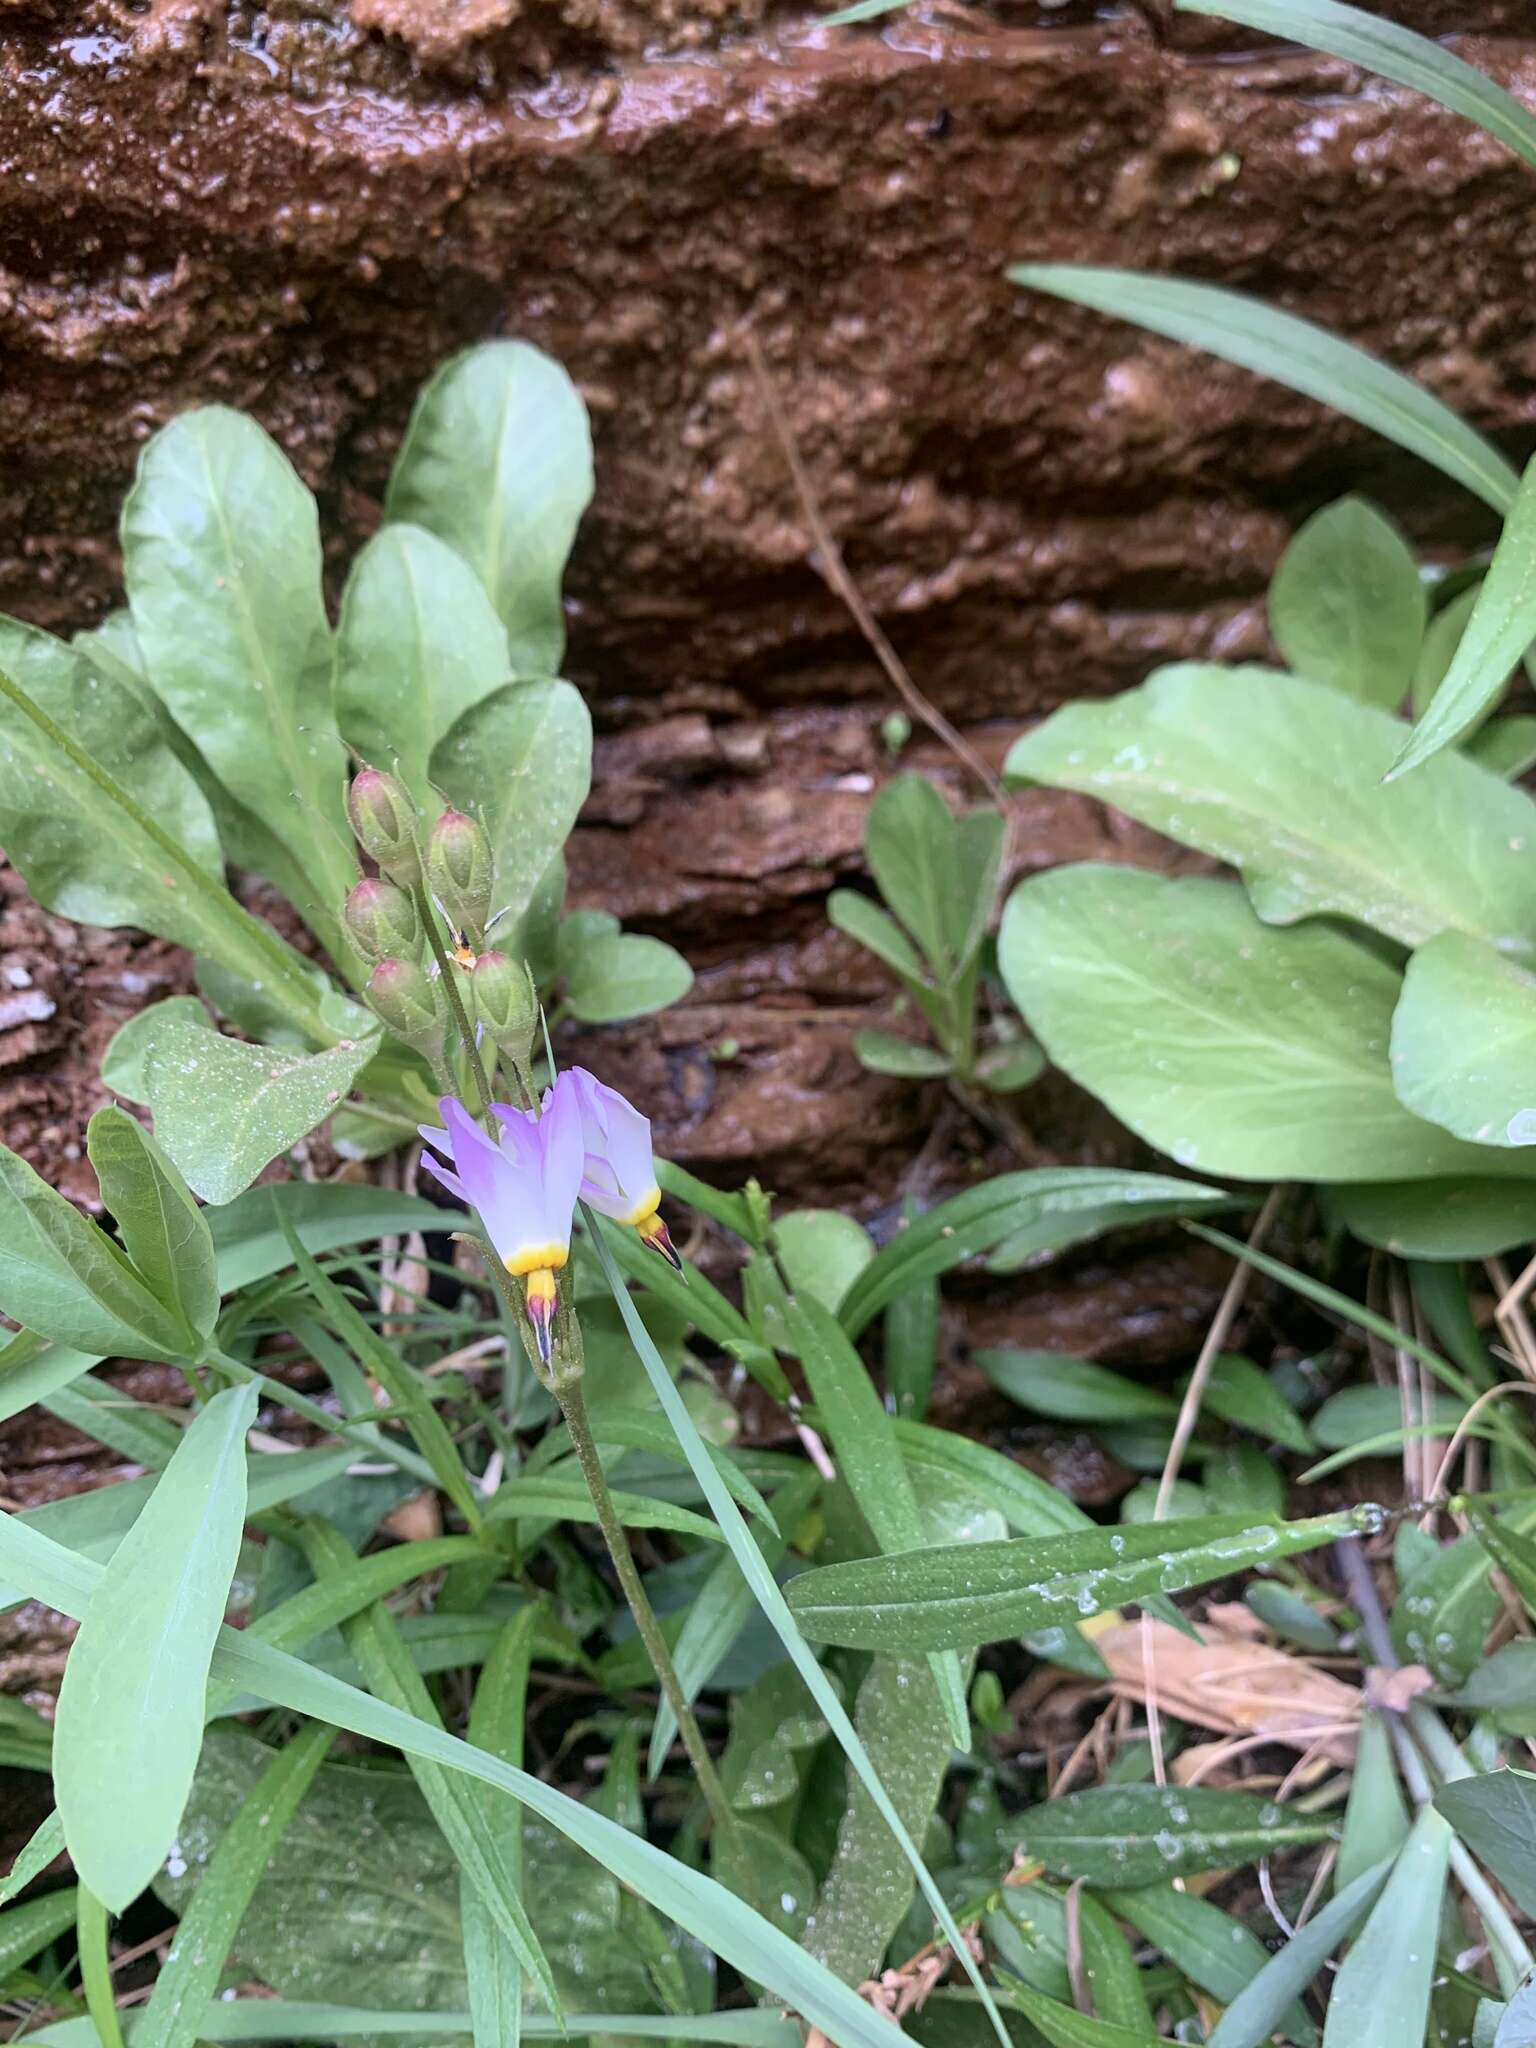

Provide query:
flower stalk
left=412, top=880, right=494, bottom=1119
left=419, top=972, right=741, bottom=1870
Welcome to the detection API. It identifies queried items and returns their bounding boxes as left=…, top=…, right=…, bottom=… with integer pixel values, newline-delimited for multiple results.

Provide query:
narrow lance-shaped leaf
left=1010, top=265, right=1518, bottom=514
left=1011, top=1784, right=1337, bottom=1886
left=1101, top=1883, right=1318, bottom=2048
left=276, top=1207, right=483, bottom=1533
left=54, top=1380, right=259, bottom=1909
left=462, top=1610, right=540, bottom=2048
left=0, top=1139, right=191, bottom=1362
left=298, top=1517, right=563, bottom=2018
left=0, top=630, right=331, bottom=1044
left=1392, top=456, right=1536, bottom=775
left=30, top=2006, right=803, bottom=2047
left=785, top=1508, right=1375, bottom=1652
left=839, top=1164, right=1232, bottom=1337
left=1206, top=1859, right=1393, bottom=2048
left=581, top=1218, right=1014, bottom=2048
left=1179, top=0, right=1536, bottom=174
left=1321, top=1806, right=1453, bottom=2048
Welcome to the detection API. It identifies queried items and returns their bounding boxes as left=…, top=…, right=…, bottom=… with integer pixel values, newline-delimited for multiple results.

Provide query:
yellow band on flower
left=506, top=1244, right=570, bottom=1279
left=623, top=1186, right=663, bottom=1229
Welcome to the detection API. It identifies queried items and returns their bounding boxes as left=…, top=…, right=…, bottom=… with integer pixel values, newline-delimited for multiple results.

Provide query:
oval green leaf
left=334, top=522, right=511, bottom=818
left=122, top=407, right=356, bottom=907
left=1005, top=664, right=1536, bottom=956
left=431, top=679, right=591, bottom=928
left=385, top=341, right=593, bottom=673
left=1392, top=931, right=1536, bottom=1148
left=1000, top=866, right=1536, bottom=1184
left=1270, top=496, right=1425, bottom=709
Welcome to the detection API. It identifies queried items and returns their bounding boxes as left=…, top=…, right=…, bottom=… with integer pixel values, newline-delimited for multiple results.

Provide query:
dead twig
left=742, top=326, right=1004, bottom=805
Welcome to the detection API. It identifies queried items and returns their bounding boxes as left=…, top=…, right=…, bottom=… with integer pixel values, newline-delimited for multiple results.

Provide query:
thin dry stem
left=1145, top=1184, right=1286, bottom=1784
left=742, top=326, right=1005, bottom=805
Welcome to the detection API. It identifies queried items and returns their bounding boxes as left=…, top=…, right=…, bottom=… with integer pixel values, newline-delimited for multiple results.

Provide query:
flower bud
left=347, top=768, right=421, bottom=885
left=366, top=957, right=440, bottom=1048
left=473, top=951, right=538, bottom=1064
left=425, top=807, right=493, bottom=940
left=344, top=878, right=422, bottom=966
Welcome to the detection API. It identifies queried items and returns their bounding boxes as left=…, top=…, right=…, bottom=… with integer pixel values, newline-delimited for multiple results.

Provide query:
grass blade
left=77, top=1888, right=126, bottom=2048
left=1186, top=1223, right=1536, bottom=1475
left=54, top=1380, right=258, bottom=1909
left=276, top=1207, right=482, bottom=1530
left=1206, top=1859, right=1392, bottom=2048
left=647, top=1473, right=816, bottom=1782
left=0, top=1810, right=64, bottom=1905
left=782, top=1290, right=969, bottom=1746
left=296, top=1518, right=562, bottom=2020
left=839, top=1169, right=1231, bottom=1337
left=1, top=1505, right=921, bottom=2048
left=1010, top=266, right=1519, bottom=515
left=583, top=1213, right=1012, bottom=2048
left=1321, top=1810, right=1451, bottom=2045
left=138, top=1721, right=335, bottom=2048
left=1391, top=457, right=1536, bottom=775
left=32, top=2007, right=804, bottom=2047
left=1101, top=1883, right=1317, bottom=2048
left=462, top=1611, right=539, bottom=2048
left=1179, top=0, right=1536, bottom=173
left=0, top=1886, right=80, bottom=1977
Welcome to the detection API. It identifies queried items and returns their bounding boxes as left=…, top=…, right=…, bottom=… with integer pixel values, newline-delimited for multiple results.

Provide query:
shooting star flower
left=561, top=1065, right=682, bottom=1271
left=419, top=1091, right=582, bottom=1362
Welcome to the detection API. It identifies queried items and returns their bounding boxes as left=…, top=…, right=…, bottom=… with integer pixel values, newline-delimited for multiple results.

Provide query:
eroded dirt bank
left=0, top=0, right=1533, bottom=1370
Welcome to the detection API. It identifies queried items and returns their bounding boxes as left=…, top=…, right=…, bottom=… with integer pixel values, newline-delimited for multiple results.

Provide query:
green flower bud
left=425, top=807, right=493, bottom=940
left=344, top=878, right=422, bottom=965
left=473, top=951, right=538, bottom=1064
left=347, top=768, right=421, bottom=885
left=366, top=956, right=440, bottom=1048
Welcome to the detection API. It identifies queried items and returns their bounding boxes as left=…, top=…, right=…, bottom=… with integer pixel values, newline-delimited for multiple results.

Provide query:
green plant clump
left=6, top=6, right=1536, bottom=2047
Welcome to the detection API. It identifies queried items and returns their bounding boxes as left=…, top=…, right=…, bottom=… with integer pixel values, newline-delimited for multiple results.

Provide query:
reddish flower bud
left=344, top=878, right=421, bottom=966
left=472, top=950, right=538, bottom=1064
left=425, top=806, right=493, bottom=940
left=347, top=768, right=421, bottom=885
left=366, top=956, right=440, bottom=1047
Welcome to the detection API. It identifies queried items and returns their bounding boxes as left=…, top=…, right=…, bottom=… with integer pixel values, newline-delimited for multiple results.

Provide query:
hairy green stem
left=470, top=1226, right=745, bottom=1871
left=0, top=662, right=333, bottom=1045
left=555, top=1376, right=748, bottom=1868
left=76, top=1888, right=126, bottom=2048
left=414, top=883, right=494, bottom=1119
